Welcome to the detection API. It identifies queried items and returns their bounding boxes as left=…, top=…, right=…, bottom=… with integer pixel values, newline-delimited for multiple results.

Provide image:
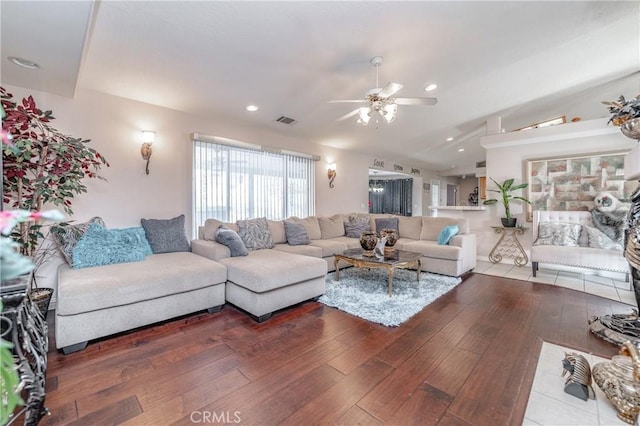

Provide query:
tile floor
left=474, top=260, right=636, bottom=306
left=524, top=342, right=626, bottom=426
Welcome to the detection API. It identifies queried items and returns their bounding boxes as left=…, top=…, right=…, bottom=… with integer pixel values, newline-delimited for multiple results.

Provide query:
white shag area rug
left=319, top=268, right=462, bottom=327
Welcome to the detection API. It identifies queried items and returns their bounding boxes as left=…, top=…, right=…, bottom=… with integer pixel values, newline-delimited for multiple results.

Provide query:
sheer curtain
left=193, top=139, right=315, bottom=235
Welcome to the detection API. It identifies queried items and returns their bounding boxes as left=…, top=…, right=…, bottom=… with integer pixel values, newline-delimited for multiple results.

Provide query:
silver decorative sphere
left=621, top=117, right=640, bottom=140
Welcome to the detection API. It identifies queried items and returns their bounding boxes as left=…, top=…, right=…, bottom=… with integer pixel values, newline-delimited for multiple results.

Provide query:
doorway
left=447, top=184, right=457, bottom=206
left=369, top=169, right=414, bottom=216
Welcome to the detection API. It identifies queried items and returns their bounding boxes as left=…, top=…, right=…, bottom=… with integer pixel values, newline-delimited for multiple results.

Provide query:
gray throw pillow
left=375, top=217, right=399, bottom=236
left=237, top=217, right=274, bottom=251
left=284, top=220, right=311, bottom=245
left=141, top=214, right=191, bottom=254
left=533, top=222, right=582, bottom=247
left=50, top=216, right=106, bottom=265
left=215, top=225, right=248, bottom=256
left=584, top=225, right=622, bottom=251
left=344, top=216, right=371, bottom=238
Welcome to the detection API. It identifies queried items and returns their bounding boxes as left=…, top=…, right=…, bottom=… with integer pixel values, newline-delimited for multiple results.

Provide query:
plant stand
left=488, top=226, right=528, bottom=266
left=1, top=278, right=49, bottom=425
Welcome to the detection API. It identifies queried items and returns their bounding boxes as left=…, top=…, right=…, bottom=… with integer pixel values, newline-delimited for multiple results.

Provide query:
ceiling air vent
left=476, top=161, right=486, bottom=168
left=275, top=116, right=296, bottom=125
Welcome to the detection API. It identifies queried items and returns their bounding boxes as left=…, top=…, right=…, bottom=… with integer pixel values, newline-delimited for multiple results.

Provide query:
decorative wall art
left=525, top=151, right=638, bottom=221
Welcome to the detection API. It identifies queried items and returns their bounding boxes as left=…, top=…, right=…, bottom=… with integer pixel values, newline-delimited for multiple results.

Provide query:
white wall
left=2, top=84, right=440, bottom=295
left=472, top=118, right=636, bottom=259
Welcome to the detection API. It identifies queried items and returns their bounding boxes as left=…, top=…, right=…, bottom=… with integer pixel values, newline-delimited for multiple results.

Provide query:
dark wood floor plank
left=41, top=273, right=629, bottom=425
left=281, top=358, right=393, bottom=425
left=336, top=405, right=384, bottom=425
left=67, top=396, right=142, bottom=426
left=388, top=382, right=453, bottom=426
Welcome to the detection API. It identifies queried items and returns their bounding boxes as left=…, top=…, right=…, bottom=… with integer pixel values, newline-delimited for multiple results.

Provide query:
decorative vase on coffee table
left=379, top=228, right=398, bottom=254
left=359, top=232, right=377, bottom=256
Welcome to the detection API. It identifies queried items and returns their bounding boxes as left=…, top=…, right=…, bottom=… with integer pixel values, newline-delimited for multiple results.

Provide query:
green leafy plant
left=1, top=86, right=109, bottom=256
left=483, top=177, right=531, bottom=219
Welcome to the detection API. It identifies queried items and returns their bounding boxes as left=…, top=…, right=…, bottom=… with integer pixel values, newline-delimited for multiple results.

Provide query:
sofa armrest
left=449, top=233, right=477, bottom=272
left=191, top=239, right=231, bottom=261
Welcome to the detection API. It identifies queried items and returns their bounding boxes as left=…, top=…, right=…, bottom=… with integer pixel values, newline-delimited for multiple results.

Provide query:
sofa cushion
left=220, top=249, right=326, bottom=293
left=420, top=217, right=468, bottom=241
left=318, top=214, right=345, bottom=239
left=584, top=225, right=622, bottom=251
left=51, top=216, right=106, bottom=265
left=284, top=220, right=311, bottom=245
left=309, top=239, right=349, bottom=257
left=402, top=240, right=462, bottom=261
left=72, top=223, right=152, bottom=269
left=273, top=243, right=323, bottom=258
left=215, top=225, right=248, bottom=257
left=398, top=216, right=422, bottom=238
left=327, top=236, right=362, bottom=249
left=268, top=220, right=287, bottom=244
left=375, top=217, right=399, bottom=235
left=237, top=217, right=274, bottom=251
left=533, top=222, right=582, bottom=247
left=344, top=215, right=371, bottom=238
left=203, top=218, right=239, bottom=240
left=437, top=225, right=459, bottom=245
left=57, top=252, right=227, bottom=316
left=141, top=214, right=191, bottom=254
left=288, top=216, right=322, bottom=240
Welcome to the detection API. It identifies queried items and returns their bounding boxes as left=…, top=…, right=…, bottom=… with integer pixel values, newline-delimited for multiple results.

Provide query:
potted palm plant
left=483, top=177, right=532, bottom=227
left=1, top=87, right=109, bottom=315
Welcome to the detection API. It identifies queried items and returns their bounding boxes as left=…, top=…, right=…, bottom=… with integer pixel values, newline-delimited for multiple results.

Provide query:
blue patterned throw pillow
left=437, top=225, right=459, bottom=245
left=72, top=223, right=153, bottom=269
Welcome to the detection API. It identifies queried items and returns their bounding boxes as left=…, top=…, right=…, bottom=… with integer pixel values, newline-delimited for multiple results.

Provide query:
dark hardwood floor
left=39, top=273, right=629, bottom=425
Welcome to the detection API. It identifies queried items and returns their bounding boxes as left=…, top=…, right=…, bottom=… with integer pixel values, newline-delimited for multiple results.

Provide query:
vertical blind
left=193, top=139, right=316, bottom=234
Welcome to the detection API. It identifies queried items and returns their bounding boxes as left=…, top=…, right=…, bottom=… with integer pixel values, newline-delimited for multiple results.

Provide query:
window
left=192, top=137, right=316, bottom=235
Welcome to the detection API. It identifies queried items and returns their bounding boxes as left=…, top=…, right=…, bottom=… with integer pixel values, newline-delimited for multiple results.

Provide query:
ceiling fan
left=330, top=56, right=438, bottom=125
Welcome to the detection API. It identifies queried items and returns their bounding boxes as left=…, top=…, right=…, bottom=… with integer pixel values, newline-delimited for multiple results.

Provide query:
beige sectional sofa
left=56, top=212, right=476, bottom=353
left=191, top=213, right=476, bottom=322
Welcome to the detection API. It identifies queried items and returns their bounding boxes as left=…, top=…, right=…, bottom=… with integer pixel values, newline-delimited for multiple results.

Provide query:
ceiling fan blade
left=337, top=108, right=360, bottom=121
left=328, top=99, right=365, bottom=104
left=395, top=97, right=438, bottom=106
left=377, top=82, right=403, bottom=98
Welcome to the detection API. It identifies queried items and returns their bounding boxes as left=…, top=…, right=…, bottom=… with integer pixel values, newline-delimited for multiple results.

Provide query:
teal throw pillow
left=437, top=225, right=459, bottom=245
left=72, top=223, right=153, bottom=269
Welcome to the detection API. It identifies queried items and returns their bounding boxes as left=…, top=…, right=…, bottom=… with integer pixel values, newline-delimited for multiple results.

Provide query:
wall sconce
left=140, top=131, right=155, bottom=175
left=327, top=163, right=336, bottom=188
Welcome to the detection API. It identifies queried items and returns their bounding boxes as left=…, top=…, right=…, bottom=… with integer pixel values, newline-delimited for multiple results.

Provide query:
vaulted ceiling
left=2, top=1, right=638, bottom=175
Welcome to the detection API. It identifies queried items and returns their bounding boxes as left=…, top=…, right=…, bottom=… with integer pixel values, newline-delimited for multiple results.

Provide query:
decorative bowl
left=379, top=228, right=398, bottom=250
left=359, top=231, right=377, bottom=255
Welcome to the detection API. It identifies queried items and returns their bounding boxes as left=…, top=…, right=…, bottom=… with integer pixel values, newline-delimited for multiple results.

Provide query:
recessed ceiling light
left=8, top=56, right=40, bottom=70
left=458, top=148, right=465, bottom=152
left=446, top=137, right=454, bottom=142
left=450, top=165, right=455, bottom=169
left=425, top=83, right=438, bottom=92
left=246, top=105, right=259, bottom=112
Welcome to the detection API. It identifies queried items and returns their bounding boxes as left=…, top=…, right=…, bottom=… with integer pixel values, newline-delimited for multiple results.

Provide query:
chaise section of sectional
left=56, top=251, right=227, bottom=354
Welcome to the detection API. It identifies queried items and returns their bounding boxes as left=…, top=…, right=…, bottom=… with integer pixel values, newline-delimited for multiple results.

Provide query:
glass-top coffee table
left=333, top=248, right=422, bottom=297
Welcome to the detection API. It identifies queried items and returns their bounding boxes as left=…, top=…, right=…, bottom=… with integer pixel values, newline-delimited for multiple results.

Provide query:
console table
left=1, top=279, right=49, bottom=425
left=489, top=226, right=528, bottom=266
